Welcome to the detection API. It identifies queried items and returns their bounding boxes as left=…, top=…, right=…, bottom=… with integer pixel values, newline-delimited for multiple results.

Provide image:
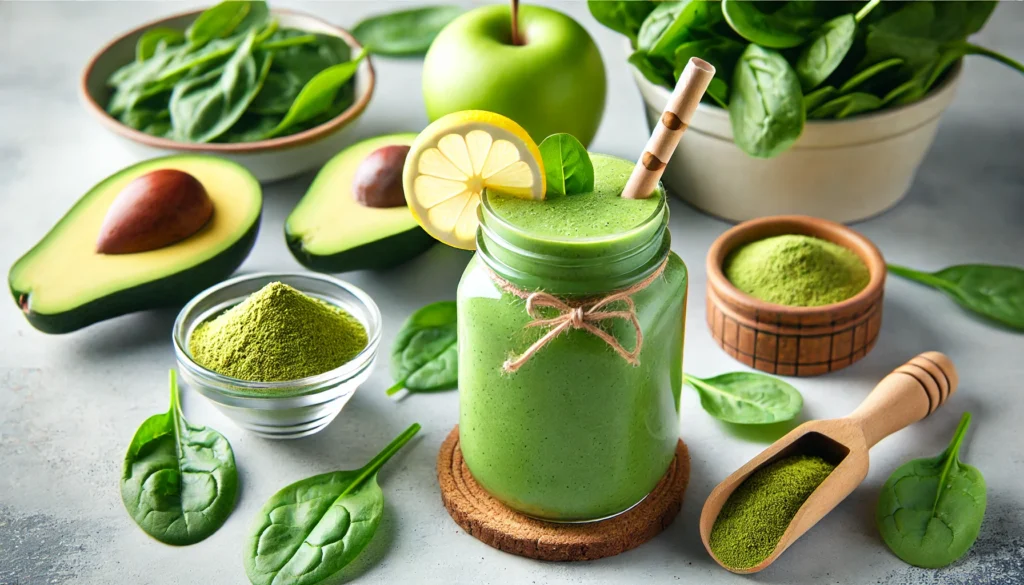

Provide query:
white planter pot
left=629, top=47, right=962, bottom=223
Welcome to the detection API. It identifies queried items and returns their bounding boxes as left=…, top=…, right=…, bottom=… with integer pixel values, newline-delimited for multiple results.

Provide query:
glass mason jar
left=457, top=188, right=687, bottom=522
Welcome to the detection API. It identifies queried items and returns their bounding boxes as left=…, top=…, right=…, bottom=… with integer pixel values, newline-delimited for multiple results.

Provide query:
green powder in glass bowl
left=189, top=281, right=368, bottom=382
left=724, top=234, right=870, bottom=307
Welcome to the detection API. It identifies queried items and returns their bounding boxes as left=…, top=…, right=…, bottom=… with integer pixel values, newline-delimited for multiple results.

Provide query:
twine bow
left=491, top=258, right=668, bottom=373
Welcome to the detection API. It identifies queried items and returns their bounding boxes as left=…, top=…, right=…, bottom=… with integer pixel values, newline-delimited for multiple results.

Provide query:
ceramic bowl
left=81, top=9, right=375, bottom=183
left=172, top=272, right=381, bottom=439
left=706, top=215, right=886, bottom=377
left=629, top=40, right=962, bottom=223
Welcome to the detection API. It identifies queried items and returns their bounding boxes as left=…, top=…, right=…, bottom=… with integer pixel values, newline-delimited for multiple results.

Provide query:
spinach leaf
left=628, top=50, right=674, bottom=88
left=795, top=0, right=881, bottom=91
left=217, top=113, right=281, bottom=143
left=683, top=372, right=803, bottom=424
left=673, top=36, right=745, bottom=106
left=730, top=43, right=804, bottom=158
left=250, top=32, right=350, bottom=116
left=794, top=15, right=855, bottom=91
left=838, top=57, right=902, bottom=94
left=637, top=2, right=686, bottom=55
left=353, top=5, right=464, bottom=56
left=722, top=0, right=823, bottom=49
left=244, top=423, right=420, bottom=585
left=587, top=0, right=656, bottom=46
left=802, top=85, right=837, bottom=111
left=645, top=0, right=726, bottom=60
left=186, top=0, right=255, bottom=46
left=809, top=91, right=882, bottom=119
left=388, top=301, right=457, bottom=396
left=137, top=27, right=185, bottom=62
left=120, top=370, right=238, bottom=546
left=877, top=412, right=986, bottom=568
left=539, top=133, right=594, bottom=198
left=169, top=31, right=272, bottom=143
left=261, top=49, right=366, bottom=139
left=888, top=263, right=1024, bottom=331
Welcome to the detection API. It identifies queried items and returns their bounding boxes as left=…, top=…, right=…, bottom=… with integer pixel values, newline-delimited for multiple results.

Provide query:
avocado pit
left=96, top=169, right=214, bottom=255
left=352, top=145, right=410, bottom=208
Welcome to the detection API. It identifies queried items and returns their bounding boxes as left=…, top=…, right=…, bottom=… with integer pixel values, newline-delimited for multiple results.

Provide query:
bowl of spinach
left=80, top=0, right=374, bottom=182
left=590, top=0, right=1024, bottom=223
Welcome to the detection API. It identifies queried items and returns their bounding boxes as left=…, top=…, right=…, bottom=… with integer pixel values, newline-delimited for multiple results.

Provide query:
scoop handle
left=848, top=351, right=958, bottom=448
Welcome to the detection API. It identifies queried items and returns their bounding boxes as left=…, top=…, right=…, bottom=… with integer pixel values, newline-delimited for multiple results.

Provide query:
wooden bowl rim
left=79, top=7, right=375, bottom=153
left=706, top=215, right=886, bottom=317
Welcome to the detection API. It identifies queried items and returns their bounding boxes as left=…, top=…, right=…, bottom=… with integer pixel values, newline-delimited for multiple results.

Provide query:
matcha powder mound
left=189, top=282, right=369, bottom=382
left=724, top=234, right=870, bottom=307
left=709, top=454, right=836, bottom=569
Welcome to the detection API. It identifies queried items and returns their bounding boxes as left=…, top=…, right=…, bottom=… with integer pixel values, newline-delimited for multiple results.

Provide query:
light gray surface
left=1, top=2, right=1022, bottom=584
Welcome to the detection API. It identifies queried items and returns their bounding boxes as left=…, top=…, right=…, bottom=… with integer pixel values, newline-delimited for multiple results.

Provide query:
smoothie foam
left=486, top=154, right=662, bottom=239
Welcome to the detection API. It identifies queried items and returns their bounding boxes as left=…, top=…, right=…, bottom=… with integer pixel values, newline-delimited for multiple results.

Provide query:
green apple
left=422, top=4, right=607, bottom=147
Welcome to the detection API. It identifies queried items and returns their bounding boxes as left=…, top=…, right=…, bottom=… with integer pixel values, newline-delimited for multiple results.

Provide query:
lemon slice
left=403, top=110, right=545, bottom=250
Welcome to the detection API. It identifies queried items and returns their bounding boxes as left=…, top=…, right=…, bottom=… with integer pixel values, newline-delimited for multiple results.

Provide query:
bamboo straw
left=622, top=57, right=716, bottom=200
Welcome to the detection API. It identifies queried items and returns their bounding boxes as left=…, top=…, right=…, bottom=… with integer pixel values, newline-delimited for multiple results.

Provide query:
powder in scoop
left=189, top=282, right=368, bottom=382
left=724, top=234, right=870, bottom=307
left=709, top=454, right=836, bottom=569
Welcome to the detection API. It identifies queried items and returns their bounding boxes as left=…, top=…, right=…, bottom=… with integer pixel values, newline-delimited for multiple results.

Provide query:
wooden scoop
left=699, top=351, right=958, bottom=574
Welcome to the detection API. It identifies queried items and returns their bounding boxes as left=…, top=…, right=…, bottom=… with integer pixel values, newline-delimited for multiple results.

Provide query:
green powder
left=189, top=282, right=368, bottom=383
left=724, top=234, right=870, bottom=307
left=709, top=454, right=836, bottom=569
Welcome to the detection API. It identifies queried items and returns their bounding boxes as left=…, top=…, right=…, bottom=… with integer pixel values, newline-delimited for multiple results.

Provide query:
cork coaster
left=437, top=426, right=690, bottom=562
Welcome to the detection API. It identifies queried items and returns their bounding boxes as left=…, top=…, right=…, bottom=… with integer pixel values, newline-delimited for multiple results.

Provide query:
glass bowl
left=172, top=272, right=381, bottom=439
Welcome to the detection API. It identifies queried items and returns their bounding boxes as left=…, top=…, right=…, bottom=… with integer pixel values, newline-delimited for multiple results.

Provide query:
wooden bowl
left=80, top=8, right=375, bottom=183
left=706, top=215, right=886, bottom=376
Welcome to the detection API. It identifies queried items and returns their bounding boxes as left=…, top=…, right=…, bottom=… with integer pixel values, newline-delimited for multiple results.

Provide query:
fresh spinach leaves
left=587, top=0, right=656, bottom=46
left=388, top=301, right=458, bottom=396
left=684, top=371, right=803, bottom=424
left=722, top=0, right=822, bottom=49
left=730, top=43, right=804, bottom=158
left=120, top=370, right=238, bottom=546
left=353, top=5, right=464, bottom=56
left=538, top=133, right=595, bottom=198
left=169, top=31, right=271, bottom=143
left=244, top=423, right=420, bottom=585
left=589, top=0, right=1024, bottom=159
left=261, top=49, right=365, bottom=139
left=106, top=0, right=362, bottom=144
left=877, top=412, right=986, bottom=568
left=888, top=263, right=1024, bottom=331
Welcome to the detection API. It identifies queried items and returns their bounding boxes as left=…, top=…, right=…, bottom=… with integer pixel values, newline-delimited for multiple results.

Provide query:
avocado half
left=286, top=133, right=435, bottom=272
left=9, top=155, right=262, bottom=334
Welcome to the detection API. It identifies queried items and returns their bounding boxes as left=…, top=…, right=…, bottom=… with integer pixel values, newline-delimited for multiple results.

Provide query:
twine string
left=490, top=258, right=669, bottom=373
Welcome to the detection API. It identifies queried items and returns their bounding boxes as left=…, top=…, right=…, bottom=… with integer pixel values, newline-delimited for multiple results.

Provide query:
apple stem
left=510, top=0, right=521, bottom=45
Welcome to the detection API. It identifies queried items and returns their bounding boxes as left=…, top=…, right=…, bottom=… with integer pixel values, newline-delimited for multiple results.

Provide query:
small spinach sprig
left=352, top=5, right=464, bottom=56
left=876, top=412, right=986, bottom=568
left=120, top=370, right=238, bottom=545
left=888, top=263, right=1024, bottom=331
left=589, top=0, right=1024, bottom=158
left=388, top=301, right=458, bottom=396
left=684, top=371, right=803, bottom=424
left=106, top=0, right=363, bottom=144
left=244, top=423, right=420, bottom=585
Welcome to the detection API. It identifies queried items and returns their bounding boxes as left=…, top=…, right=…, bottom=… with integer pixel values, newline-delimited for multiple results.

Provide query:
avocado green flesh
left=9, top=155, right=262, bottom=333
left=286, top=133, right=434, bottom=272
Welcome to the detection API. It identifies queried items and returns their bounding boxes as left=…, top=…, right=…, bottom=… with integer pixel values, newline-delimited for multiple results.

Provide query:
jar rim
left=480, top=188, right=667, bottom=246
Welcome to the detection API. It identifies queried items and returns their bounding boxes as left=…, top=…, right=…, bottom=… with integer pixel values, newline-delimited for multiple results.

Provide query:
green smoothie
left=488, top=155, right=661, bottom=239
left=458, top=153, right=686, bottom=521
